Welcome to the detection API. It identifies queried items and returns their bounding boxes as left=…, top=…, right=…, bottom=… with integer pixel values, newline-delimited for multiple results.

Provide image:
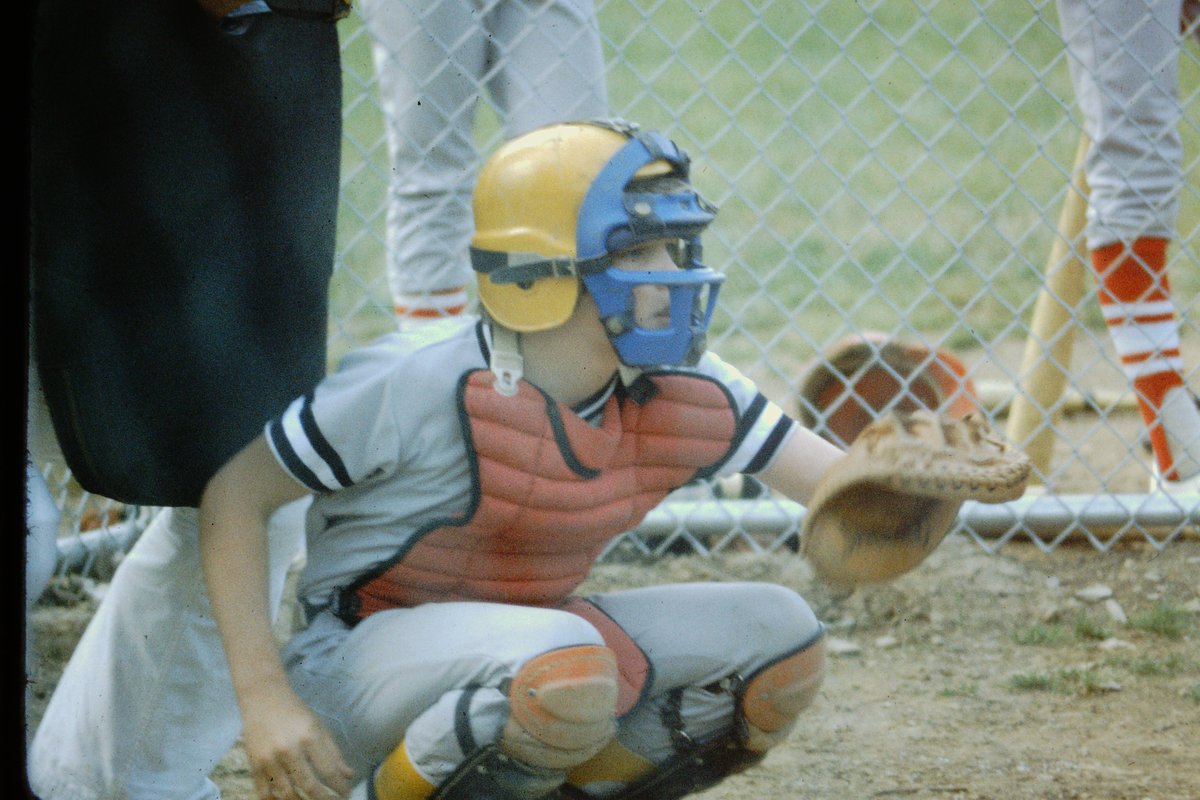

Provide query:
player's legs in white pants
left=26, top=458, right=60, bottom=751
left=292, top=582, right=822, bottom=799
left=27, top=500, right=308, bottom=800
left=27, top=353, right=63, bottom=747
left=25, top=462, right=59, bottom=613
left=1057, top=0, right=1200, bottom=485
left=27, top=354, right=62, bottom=617
left=358, top=0, right=607, bottom=321
left=481, top=0, right=609, bottom=132
left=288, top=602, right=610, bottom=785
left=573, top=582, right=824, bottom=797
left=1057, top=0, right=1182, bottom=246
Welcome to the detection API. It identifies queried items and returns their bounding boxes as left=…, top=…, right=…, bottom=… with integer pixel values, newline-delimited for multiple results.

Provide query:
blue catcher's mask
left=575, top=128, right=724, bottom=367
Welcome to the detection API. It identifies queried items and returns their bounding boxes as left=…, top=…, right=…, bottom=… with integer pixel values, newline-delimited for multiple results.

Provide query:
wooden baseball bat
left=1005, top=133, right=1091, bottom=484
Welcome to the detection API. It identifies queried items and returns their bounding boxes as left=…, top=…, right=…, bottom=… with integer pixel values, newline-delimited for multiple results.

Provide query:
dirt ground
left=23, top=330, right=1200, bottom=799
left=26, top=532, right=1200, bottom=800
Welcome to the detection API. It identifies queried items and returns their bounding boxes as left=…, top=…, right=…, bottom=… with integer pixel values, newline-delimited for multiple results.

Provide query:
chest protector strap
left=335, top=370, right=739, bottom=624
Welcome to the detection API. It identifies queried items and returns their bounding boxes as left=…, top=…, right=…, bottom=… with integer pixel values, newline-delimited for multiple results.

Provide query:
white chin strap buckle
left=489, top=325, right=523, bottom=397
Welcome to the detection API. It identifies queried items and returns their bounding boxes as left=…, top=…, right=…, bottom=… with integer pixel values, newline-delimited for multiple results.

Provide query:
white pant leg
left=26, top=460, right=59, bottom=613
left=286, top=602, right=605, bottom=782
left=359, top=0, right=486, bottom=301
left=26, top=458, right=61, bottom=750
left=487, top=0, right=609, bottom=135
left=28, top=500, right=307, bottom=800
left=589, top=582, right=822, bottom=764
left=27, top=350, right=64, bottom=609
left=1057, top=0, right=1183, bottom=248
left=361, top=0, right=609, bottom=305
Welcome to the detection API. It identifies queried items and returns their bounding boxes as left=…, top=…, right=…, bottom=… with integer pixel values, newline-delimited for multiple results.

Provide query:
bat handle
left=1005, top=132, right=1091, bottom=485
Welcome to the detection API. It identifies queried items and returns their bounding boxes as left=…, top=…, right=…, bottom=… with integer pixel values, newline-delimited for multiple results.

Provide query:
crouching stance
left=294, top=583, right=826, bottom=800
left=200, top=120, right=843, bottom=800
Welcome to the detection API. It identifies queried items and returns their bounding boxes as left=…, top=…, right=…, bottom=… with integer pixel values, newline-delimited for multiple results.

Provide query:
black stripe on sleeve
left=729, top=393, right=768, bottom=453
left=298, top=394, right=354, bottom=488
left=743, top=414, right=797, bottom=475
left=268, top=415, right=329, bottom=492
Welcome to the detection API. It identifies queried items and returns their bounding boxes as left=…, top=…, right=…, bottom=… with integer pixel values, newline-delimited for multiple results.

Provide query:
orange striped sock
left=394, top=286, right=469, bottom=323
left=1091, top=237, right=1190, bottom=479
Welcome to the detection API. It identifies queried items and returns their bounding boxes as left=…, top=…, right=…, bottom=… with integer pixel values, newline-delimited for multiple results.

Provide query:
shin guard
left=575, top=632, right=826, bottom=800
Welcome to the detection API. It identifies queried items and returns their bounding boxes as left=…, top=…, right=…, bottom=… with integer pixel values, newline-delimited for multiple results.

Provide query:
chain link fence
left=33, top=0, right=1200, bottom=582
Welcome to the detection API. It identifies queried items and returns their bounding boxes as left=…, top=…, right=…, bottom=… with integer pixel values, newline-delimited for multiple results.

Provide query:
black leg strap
left=430, top=744, right=564, bottom=800
left=547, top=735, right=763, bottom=800
left=595, top=733, right=765, bottom=800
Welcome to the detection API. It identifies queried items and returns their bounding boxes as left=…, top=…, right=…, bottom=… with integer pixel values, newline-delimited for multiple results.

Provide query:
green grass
left=1012, top=623, right=1068, bottom=647
left=1072, top=613, right=1113, bottom=642
left=936, top=682, right=979, bottom=698
left=1006, top=662, right=1195, bottom=696
left=1011, top=612, right=1113, bottom=646
left=327, top=1, right=1200, bottom=372
left=1008, top=666, right=1113, bottom=695
left=1007, top=609, right=1195, bottom=697
left=1103, top=652, right=1194, bottom=678
left=1128, top=603, right=1195, bottom=641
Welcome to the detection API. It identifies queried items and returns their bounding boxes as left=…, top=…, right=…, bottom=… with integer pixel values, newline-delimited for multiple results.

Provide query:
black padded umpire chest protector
left=30, top=0, right=341, bottom=506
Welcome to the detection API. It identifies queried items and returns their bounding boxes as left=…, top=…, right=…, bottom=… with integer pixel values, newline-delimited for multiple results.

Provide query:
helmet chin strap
left=488, top=323, right=524, bottom=397
left=489, top=318, right=650, bottom=402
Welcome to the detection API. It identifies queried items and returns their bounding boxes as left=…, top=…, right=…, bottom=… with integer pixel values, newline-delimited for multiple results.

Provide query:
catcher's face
left=582, top=236, right=723, bottom=367
left=609, top=239, right=681, bottom=330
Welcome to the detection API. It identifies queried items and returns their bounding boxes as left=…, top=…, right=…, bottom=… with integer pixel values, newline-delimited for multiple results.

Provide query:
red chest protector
left=335, top=369, right=739, bottom=624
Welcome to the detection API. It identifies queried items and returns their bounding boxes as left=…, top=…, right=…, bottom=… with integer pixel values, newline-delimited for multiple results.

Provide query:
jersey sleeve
left=692, top=352, right=799, bottom=477
left=265, top=338, right=414, bottom=493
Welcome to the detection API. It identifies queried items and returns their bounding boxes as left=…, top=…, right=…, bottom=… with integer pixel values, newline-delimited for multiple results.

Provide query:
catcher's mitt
left=800, top=409, right=1030, bottom=588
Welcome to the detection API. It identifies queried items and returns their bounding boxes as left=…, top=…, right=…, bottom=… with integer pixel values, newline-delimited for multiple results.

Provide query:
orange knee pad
left=740, top=634, right=827, bottom=752
left=500, top=644, right=620, bottom=770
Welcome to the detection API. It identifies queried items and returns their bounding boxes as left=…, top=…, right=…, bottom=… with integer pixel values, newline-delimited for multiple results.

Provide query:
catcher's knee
left=500, top=644, right=620, bottom=770
left=739, top=630, right=827, bottom=751
left=372, top=645, right=618, bottom=800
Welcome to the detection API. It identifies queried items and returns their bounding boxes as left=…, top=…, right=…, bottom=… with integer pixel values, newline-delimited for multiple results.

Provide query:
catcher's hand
left=800, top=409, right=1030, bottom=588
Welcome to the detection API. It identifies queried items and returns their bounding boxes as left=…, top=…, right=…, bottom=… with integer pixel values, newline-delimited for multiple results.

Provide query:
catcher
left=198, top=120, right=1029, bottom=800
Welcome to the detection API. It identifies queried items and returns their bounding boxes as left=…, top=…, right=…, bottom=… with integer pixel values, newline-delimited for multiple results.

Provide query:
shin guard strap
left=594, top=733, right=764, bottom=800
left=431, top=744, right=563, bottom=800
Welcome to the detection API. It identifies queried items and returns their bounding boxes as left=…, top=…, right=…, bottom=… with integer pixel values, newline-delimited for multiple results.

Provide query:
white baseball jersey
left=265, top=317, right=798, bottom=613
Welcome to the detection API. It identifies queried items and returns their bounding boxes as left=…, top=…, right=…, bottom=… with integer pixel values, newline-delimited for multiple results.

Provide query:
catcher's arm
left=199, top=435, right=354, bottom=800
left=756, top=424, right=847, bottom=506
